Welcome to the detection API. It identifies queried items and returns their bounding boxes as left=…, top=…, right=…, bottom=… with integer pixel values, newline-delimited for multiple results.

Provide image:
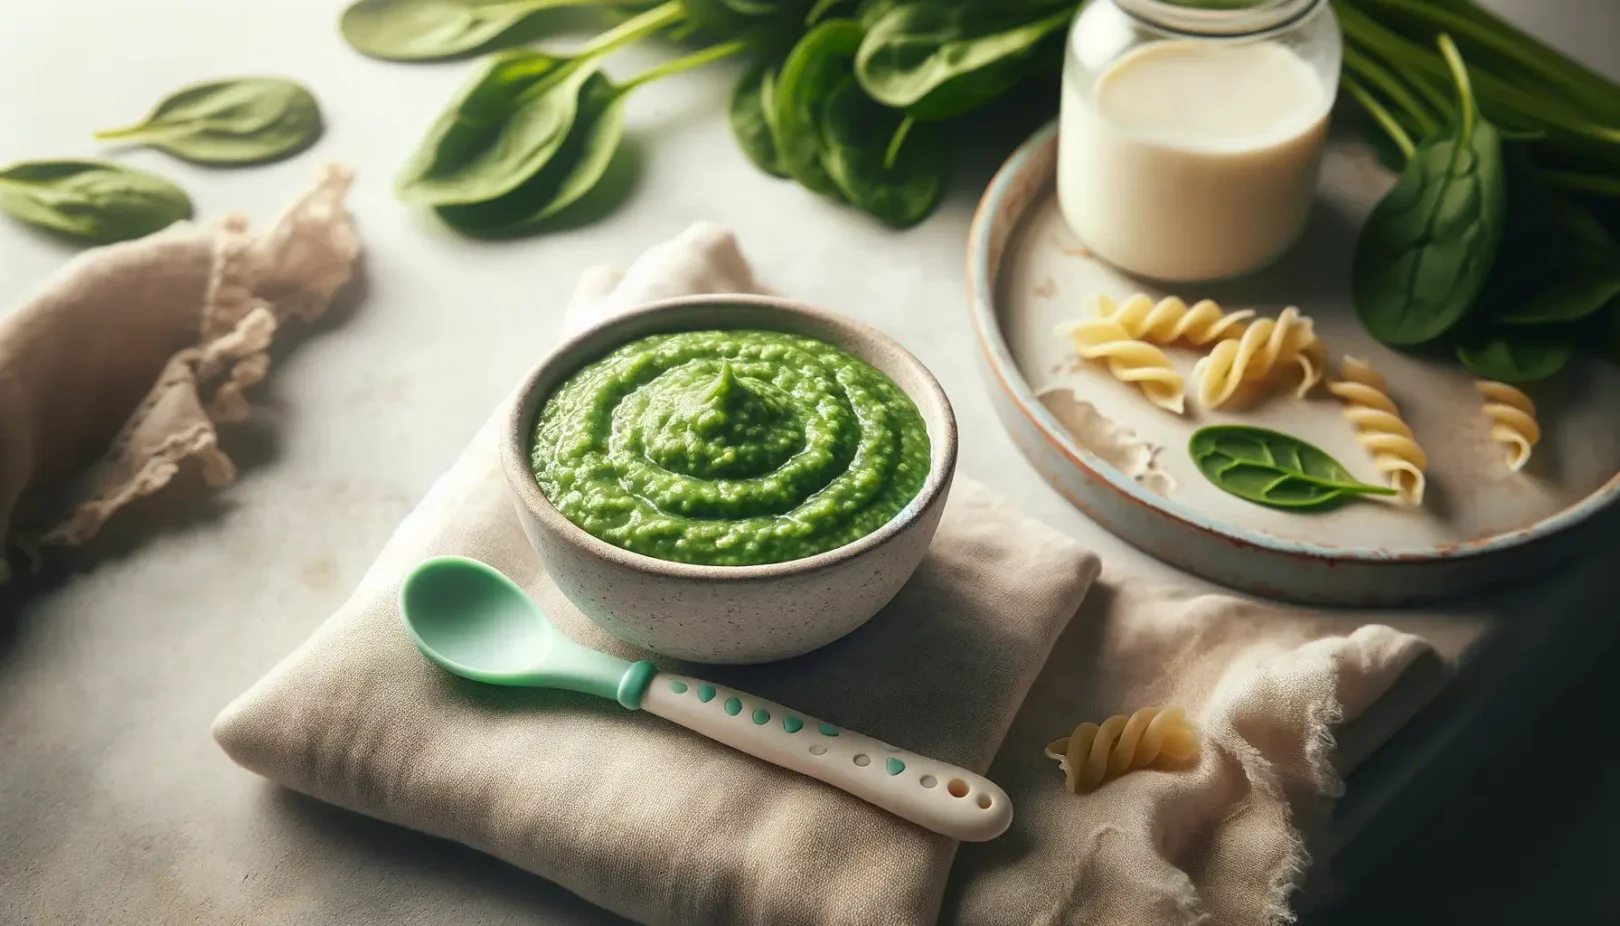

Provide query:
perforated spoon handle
left=640, top=671, right=1012, bottom=842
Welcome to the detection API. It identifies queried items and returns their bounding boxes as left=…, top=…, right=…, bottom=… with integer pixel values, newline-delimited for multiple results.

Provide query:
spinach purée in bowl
left=531, top=329, right=930, bottom=566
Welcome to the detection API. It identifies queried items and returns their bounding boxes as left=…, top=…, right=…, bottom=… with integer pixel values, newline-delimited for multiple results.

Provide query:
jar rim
left=1114, top=0, right=1323, bottom=37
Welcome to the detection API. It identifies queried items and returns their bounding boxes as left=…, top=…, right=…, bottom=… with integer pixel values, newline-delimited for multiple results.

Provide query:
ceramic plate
left=967, top=121, right=1620, bottom=605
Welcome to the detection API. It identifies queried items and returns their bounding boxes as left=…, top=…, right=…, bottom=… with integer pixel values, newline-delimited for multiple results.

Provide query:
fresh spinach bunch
left=1189, top=426, right=1395, bottom=511
left=854, top=0, right=1074, bottom=121
left=0, top=160, right=193, bottom=244
left=771, top=19, right=943, bottom=226
left=1352, top=36, right=1504, bottom=347
left=1351, top=33, right=1620, bottom=384
left=95, top=78, right=323, bottom=165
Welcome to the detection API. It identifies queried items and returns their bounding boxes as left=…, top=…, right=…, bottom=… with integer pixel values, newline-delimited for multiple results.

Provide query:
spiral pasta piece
left=1189, top=307, right=1327, bottom=409
left=1043, top=706, right=1198, bottom=794
left=1475, top=381, right=1540, bottom=472
left=1057, top=319, right=1186, bottom=414
left=1091, top=293, right=1255, bottom=346
left=1326, top=356, right=1428, bottom=504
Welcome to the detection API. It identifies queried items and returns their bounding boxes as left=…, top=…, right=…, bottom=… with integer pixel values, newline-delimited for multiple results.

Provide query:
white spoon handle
left=640, top=672, right=1012, bottom=842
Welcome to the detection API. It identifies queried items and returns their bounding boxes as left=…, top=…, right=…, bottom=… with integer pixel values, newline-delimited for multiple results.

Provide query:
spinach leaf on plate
left=0, top=160, right=192, bottom=244
left=1454, top=328, right=1575, bottom=382
left=95, top=78, right=322, bottom=165
left=1188, top=425, right=1396, bottom=511
left=1353, top=36, right=1505, bottom=346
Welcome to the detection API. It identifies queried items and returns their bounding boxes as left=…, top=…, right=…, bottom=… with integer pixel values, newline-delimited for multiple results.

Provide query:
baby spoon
left=399, top=555, right=1012, bottom=842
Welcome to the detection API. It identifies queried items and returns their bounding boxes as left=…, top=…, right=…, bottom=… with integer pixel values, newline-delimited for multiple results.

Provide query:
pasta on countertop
left=1044, top=706, right=1198, bottom=794
left=1475, top=381, right=1540, bottom=472
left=1327, top=356, right=1428, bottom=505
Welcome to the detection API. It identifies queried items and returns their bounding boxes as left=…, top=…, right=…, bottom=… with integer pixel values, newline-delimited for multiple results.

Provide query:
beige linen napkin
left=945, top=581, right=1433, bottom=925
left=0, top=164, right=358, bottom=583
left=213, top=224, right=1104, bottom=926
left=215, top=222, right=1435, bottom=926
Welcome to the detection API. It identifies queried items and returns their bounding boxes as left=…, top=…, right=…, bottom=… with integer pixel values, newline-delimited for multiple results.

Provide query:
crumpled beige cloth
left=214, top=223, right=1435, bottom=926
left=0, top=163, right=358, bottom=583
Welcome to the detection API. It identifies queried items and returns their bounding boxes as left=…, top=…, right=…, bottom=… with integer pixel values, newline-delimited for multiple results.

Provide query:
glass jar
left=1057, top=0, right=1341, bottom=283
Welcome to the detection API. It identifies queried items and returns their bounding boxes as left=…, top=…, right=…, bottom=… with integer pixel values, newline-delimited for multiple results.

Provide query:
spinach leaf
left=0, top=160, right=192, bottom=244
left=397, top=51, right=600, bottom=205
left=772, top=19, right=942, bottom=223
left=855, top=0, right=1073, bottom=120
left=681, top=0, right=815, bottom=46
left=436, top=71, right=630, bottom=235
left=772, top=20, right=864, bottom=199
left=1478, top=146, right=1620, bottom=326
left=1353, top=37, right=1505, bottom=346
left=1454, top=329, right=1574, bottom=382
left=1188, top=426, right=1396, bottom=510
left=340, top=0, right=591, bottom=61
left=728, top=61, right=787, bottom=177
left=94, top=78, right=322, bottom=165
left=819, top=77, right=943, bottom=226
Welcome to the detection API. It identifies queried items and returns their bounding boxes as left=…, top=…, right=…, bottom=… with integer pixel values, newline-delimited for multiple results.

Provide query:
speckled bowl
left=500, top=294, right=957, bottom=664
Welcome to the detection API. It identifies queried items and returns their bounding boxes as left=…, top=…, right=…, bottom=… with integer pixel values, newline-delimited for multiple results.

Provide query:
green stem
left=1343, top=75, right=1415, bottom=161
left=883, top=115, right=915, bottom=170
left=1543, top=170, right=1620, bottom=198
left=1436, top=34, right=1473, bottom=138
left=621, top=40, right=747, bottom=91
left=575, top=0, right=684, bottom=60
left=1349, top=0, right=1620, bottom=119
left=1342, top=45, right=1439, bottom=137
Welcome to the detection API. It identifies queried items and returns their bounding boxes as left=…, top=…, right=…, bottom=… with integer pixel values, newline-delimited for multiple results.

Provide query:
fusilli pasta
left=1327, top=356, right=1428, bottom=504
left=1189, top=306, right=1327, bottom=409
left=1043, top=706, right=1198, bottom=794
left=1092, top=293, right=1254, bottom=346
left=1475, top=380, right=1539, bottom=472
left=1057, top=319, right=1186, bottom=414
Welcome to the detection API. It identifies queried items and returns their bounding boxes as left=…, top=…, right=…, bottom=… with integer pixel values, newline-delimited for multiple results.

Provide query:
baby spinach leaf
left=340, top=0, right=590, bottom=61
left=435, top=71, right=630, bottom=235
left=772, top=20, right=864, bottom=199
left=397, top=51, right=600, bottom=206
left=1478, top=147, right=1620, bottom=326
left=1454, top=329, right=1574, bottom=382
left=728, top=61, right=787, bottom=177
left=819, top=76, right=943, bottom=226
left=1353, top=37, right=1505, bottom=346
left=1188, top=426, right=1396, bottom=511
left=681, top=0, right=815, bottom=47
left=94, top=78, right=322, bottom=165
left=855, top=0, right=1074, bottom=120
left=0, top=160, right=193, bottom=244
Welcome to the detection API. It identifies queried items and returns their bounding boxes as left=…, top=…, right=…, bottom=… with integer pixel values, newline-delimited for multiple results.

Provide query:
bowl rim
left=499, top=293, right=959, bottom=581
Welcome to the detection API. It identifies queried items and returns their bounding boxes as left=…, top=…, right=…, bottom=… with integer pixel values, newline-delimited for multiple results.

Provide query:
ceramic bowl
left=500, top=294, right=957, bottom=664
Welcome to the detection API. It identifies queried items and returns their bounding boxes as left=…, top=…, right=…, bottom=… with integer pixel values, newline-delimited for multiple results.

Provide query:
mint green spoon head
left=399, top=556, right=655, bottom=708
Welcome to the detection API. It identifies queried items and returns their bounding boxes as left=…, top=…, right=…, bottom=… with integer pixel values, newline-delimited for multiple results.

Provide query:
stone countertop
left=1, top=1, right=1616, bottom=924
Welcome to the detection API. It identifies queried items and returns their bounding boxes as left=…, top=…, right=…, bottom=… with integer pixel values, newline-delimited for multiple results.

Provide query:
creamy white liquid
left=1058, top=40, right=1330, bottom=282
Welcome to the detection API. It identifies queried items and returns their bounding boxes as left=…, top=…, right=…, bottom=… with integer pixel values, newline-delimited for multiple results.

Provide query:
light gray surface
left=0, top=2, right=1615, bottom=924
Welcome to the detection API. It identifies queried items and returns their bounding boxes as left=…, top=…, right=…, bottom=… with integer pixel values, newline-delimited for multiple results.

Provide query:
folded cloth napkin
left=213, top=223, right=1104, bottom=926
left=215, top=223, right=1436, bottom=926
left=0, top=164, right=358, bottom=583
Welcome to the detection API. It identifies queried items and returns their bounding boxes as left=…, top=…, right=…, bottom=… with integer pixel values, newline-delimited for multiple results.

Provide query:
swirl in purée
left=532, top=330, right=929, bottom=566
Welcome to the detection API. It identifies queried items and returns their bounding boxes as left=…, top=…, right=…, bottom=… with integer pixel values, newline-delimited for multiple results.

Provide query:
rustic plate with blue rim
left=967, top=120, right=1620, bottom=606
